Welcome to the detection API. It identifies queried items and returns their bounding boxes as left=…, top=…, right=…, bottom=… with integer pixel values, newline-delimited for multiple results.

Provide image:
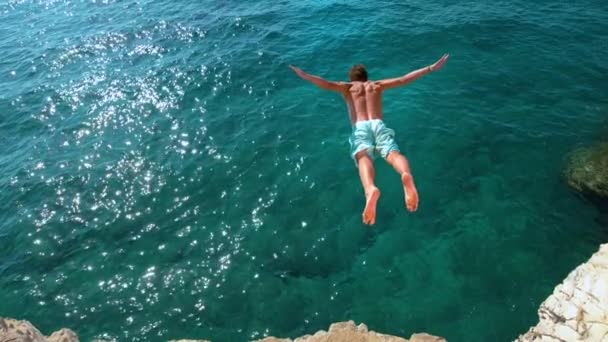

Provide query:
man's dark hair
left=348, top=64, right=368, bottom=82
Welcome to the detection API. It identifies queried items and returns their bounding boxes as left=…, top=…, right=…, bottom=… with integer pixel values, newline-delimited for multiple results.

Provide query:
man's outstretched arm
left=289, top=65, right=349, bottom=93
left=379, top=54, right=449, bottom=90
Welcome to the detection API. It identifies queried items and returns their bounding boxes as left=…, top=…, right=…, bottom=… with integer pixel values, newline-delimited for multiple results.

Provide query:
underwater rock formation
left=564, top=142, right=608, bottom=198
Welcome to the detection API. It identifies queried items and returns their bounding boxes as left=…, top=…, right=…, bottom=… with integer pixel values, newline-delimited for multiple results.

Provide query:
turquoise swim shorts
left=349, top=119, right=399, bottom=164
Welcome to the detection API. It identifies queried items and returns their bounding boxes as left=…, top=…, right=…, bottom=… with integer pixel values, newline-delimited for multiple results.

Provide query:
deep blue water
left=1, top=0, right=608, bottom=341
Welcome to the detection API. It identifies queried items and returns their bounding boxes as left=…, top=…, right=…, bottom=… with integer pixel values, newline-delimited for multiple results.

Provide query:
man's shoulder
left=335, top=81, right=353, bottom=93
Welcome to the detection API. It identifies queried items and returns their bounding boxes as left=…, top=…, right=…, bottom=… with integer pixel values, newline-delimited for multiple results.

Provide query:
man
left=289, top=53, right=449, bottom=225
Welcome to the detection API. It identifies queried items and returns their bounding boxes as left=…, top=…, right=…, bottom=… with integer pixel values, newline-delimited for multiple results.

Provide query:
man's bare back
left=343, top=81, right=384, bottom=124
left=289, top=54, right=449, bottom=225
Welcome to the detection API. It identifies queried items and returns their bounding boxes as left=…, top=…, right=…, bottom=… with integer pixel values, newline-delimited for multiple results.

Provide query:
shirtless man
left=289, top=54, right=449, bottom=225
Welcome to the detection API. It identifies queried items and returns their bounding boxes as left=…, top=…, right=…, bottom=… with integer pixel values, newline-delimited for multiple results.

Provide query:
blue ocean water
left=1, top=0, right=608, bottom=341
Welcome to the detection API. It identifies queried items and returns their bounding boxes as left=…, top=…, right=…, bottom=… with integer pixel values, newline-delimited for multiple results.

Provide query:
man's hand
left=430, top=54, right=449, bottom=72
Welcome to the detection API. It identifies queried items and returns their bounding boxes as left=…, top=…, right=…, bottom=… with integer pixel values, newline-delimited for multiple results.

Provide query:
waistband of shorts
left=352, top=119, right=383, bottom=128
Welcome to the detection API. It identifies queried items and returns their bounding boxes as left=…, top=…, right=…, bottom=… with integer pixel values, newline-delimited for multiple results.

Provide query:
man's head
left=348, top=64, right=368, bottom=82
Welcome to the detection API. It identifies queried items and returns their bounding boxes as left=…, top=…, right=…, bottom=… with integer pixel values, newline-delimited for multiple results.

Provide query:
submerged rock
left=564, top=142, right=608, bottom=197
left=516, top=243, right=608, bottom=342
left=0, top=317, right=78, bottom=342
left=256, top=321, right=446, bottom=342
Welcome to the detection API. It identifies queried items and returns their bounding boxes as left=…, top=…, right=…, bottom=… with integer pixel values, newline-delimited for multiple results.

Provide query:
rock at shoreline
left=256, top=321, right=446, bottom=342
left=564, top=142, right=608, bottom=198
left=516, top=243, right=608, bottom=342
left=0, top=318, right=443, bottom=342
left=0, top=317, right=78, bottom=342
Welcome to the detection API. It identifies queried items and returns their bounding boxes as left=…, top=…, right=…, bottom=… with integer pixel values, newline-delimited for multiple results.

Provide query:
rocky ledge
left=0, top=318, right=78, bottom=342
left=255, top=321, right=445, bottom=342
left=0, top=318, right=443, bottom=342
left=516, top=243, right=608, bottom=342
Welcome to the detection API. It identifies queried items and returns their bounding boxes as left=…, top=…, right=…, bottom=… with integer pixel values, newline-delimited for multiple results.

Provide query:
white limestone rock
left=516, top=244, right=608, bottom=342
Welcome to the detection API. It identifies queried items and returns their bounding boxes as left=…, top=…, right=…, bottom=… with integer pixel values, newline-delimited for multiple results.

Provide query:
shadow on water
left=267, top=227, right=380, bottom=282
left=578, top=192, right=608, bottom=235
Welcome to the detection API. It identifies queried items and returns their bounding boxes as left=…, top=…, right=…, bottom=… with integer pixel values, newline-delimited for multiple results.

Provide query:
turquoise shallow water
left=1, top=0, right=608, bottom=341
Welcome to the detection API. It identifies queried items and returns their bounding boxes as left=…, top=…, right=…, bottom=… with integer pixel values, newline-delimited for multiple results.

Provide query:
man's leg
left=386, top=151, right=419, bottom=212
left=355, top=150, right=380, bottom=225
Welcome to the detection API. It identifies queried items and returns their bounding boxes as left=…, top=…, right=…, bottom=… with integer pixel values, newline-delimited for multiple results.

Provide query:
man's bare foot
left=362, top=186, right=380, bottom=225
left=401, top=173, right=419, bottom=212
